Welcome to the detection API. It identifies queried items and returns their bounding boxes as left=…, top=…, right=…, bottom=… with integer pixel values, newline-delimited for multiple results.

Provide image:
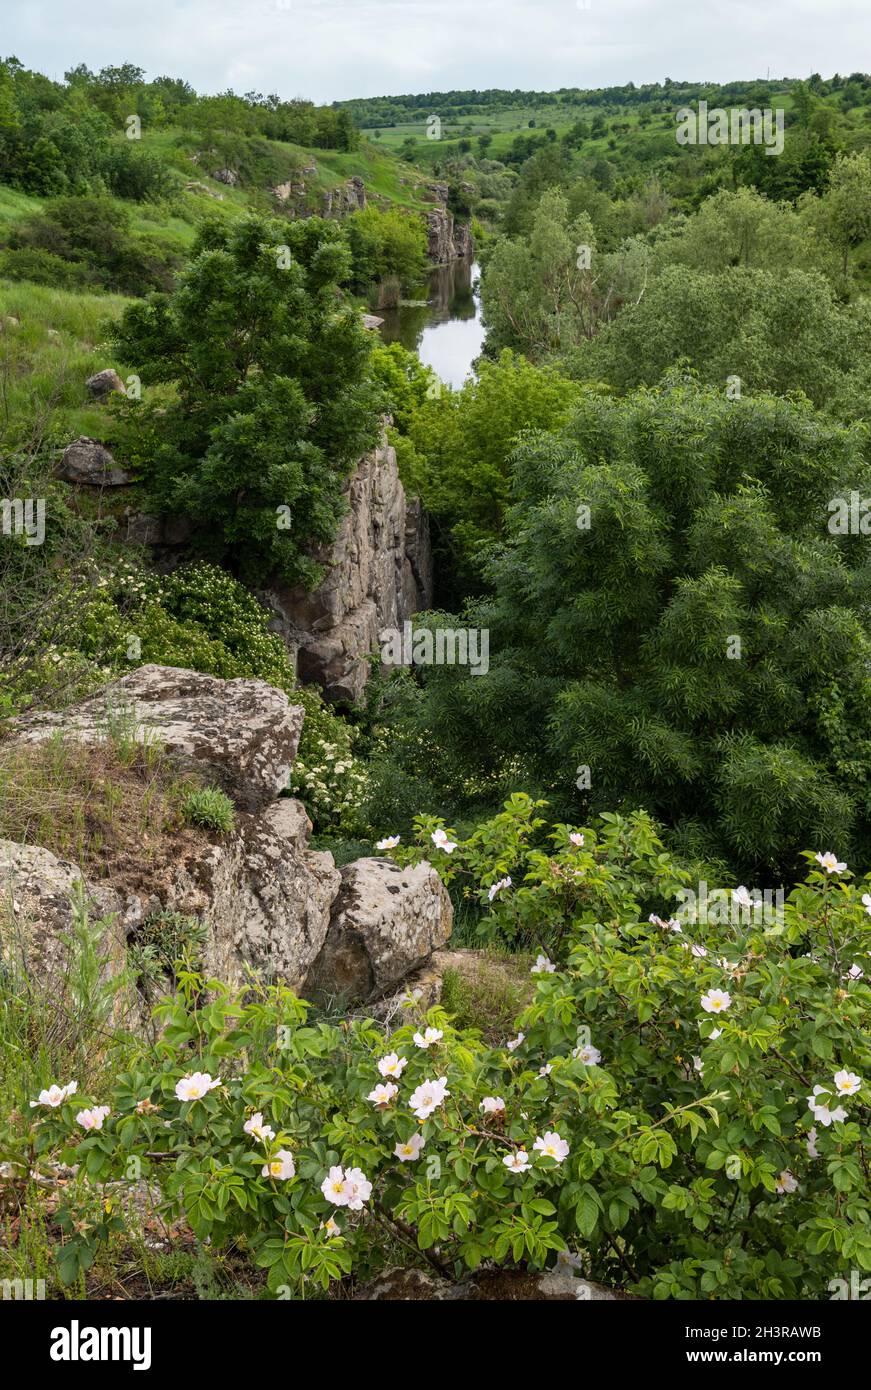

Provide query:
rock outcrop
left=260, top=432, right=433, bottom=704
left=55, top=437, right=132, bottom=487
left=453, top=221, right=475, bottom=258
left=9, top=666, right=304, bottom=813
left=305, top=858, right=452, bottom=1003
left=0, top=667, right=452, bottom=1015
left=424, top=185, right=474, bottom=265
left=322, top=175, right=366, bottom=217
left=85, top=369, right=125, bottom=400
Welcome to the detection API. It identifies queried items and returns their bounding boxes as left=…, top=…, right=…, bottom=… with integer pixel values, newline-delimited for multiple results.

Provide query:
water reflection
left=377, top=258, right=484, bottom=390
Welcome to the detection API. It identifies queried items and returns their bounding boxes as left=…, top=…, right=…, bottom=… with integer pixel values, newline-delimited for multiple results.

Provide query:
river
left=376, top=257, right=484, bottom=390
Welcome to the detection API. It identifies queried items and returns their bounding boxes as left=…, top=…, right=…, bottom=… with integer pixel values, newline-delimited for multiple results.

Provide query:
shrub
left=20, top=822, right=870, bottom=1298
left=9, top=195, right=178, bottom=294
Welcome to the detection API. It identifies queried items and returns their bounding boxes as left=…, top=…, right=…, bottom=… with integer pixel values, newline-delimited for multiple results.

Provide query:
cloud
left=5, top=0, right=871, bottom=102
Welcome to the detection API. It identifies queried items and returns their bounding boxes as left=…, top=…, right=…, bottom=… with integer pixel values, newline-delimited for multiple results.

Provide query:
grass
left=0, top=729, right=212, bottom=885
left=0, top=279, right=132, bottom=445
left=0, top=184, right=41, bottom=233
left=439, top=948, right=533, bottom=1043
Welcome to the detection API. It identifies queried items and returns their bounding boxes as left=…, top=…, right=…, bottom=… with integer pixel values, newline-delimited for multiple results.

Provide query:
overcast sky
left=5, top=0, right=867, bottom=104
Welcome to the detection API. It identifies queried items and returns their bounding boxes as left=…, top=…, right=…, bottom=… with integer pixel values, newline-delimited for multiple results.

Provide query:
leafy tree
left=344, top=205, right=427, bottom=289
left=662, top=186, right=831, bottom=276
left=483, top=190, right=596, bottom=356
left=733, top=126, right=833, bottom=200
left=818, top=151, right=871, bottom=277
left=110, top=214, right=384, bottom=587
left=566, top=264, right=871, bottom=406
left=399, top=348, right=581, bottom=582
left=377, top=378, right=871, bottom=875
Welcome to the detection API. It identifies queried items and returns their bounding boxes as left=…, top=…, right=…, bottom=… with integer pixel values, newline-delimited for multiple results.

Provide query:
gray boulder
left=305, top=856, right=453, bottom=1003
left=56, top=437, right=133, bottom=487
left=85, top=369, right=126, bottom=400
left=0, top=840, right=127, bottom=998
left=7, top=665, right=305, bottom=814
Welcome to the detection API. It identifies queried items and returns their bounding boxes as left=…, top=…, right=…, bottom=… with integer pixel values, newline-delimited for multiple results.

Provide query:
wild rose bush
left=21, top=811, right=871, bottom=1299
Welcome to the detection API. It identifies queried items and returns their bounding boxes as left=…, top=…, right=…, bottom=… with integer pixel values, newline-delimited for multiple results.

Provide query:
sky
left=4, top=0, right=867, bottom=104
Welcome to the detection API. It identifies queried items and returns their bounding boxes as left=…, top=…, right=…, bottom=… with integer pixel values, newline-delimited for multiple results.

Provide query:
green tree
left=379, top=379, right=871, bottom=875
left=401, top=348, right=581, bottom=573
left=819, top=151, right=871, bottom=277
left=110, top=214, right=384, bottom=587
left=566, top=264, right=870, bottom=406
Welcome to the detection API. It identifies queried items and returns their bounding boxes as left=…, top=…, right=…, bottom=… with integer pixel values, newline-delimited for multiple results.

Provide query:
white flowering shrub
left=289, top=734, right=369, bottom=836
left=19, top=810, right=869, bottom=1298
left=15, top=559, right=368, bottom=834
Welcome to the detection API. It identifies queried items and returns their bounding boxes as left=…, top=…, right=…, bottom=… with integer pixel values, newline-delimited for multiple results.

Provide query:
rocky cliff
left=426, top=209, right=476, bottom=264
left=259, top=431, right=433, bottom=705
left=0, top=666, right=452, bottom=1026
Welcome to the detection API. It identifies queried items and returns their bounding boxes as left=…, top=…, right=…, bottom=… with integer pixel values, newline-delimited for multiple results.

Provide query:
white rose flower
left=377, top=1052, right=408, bottom=1078
left=833, top=1069, right=862, bottom=1097
left=531, top=953, right=556, bottom=974
left=533, top=1131, right=570, bottom=1164
left=244, top=1112, right=276, bottom=1143
left=394, top=1134, right=425, bottom=1162
left=76, top=1106, right=110, bottom=1132
left=367, top=1083, right=398, bottom=1107
left=815, top=851, right=846, bottom=874
left=30, top=1080, right=78, bottom=1109
left=431, top=827, right=457, bottom=853
left=480, top=1096, right=506, bottom=1115
left=408, top=1076, right=450, bottom=1120
left=175, top=1071, right=221, bottom=1102
left=262, top=1150, right=296, bottom=1181
left=700, top=989, right=731, bottom=1014
left=321, top=1165, right=350, bottom=1206
left=806, top=1086, right=849, bottom=1127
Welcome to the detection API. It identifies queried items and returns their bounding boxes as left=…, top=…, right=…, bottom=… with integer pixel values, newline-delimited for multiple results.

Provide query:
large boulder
left=305, top=857, right=453, bottom=1003
left=1, top=668, right=452, bottom=1018
left=85, top=369, right=125, bottom=400
left=56, top=437, right=132, bottom=487
left=131, top=796, right=341, bottom=993
left=7, top=665, right=305, bottom=813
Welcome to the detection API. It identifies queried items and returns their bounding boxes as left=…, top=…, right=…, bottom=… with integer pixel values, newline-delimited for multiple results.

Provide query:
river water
left=377, top=257, right=484, bottom=390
